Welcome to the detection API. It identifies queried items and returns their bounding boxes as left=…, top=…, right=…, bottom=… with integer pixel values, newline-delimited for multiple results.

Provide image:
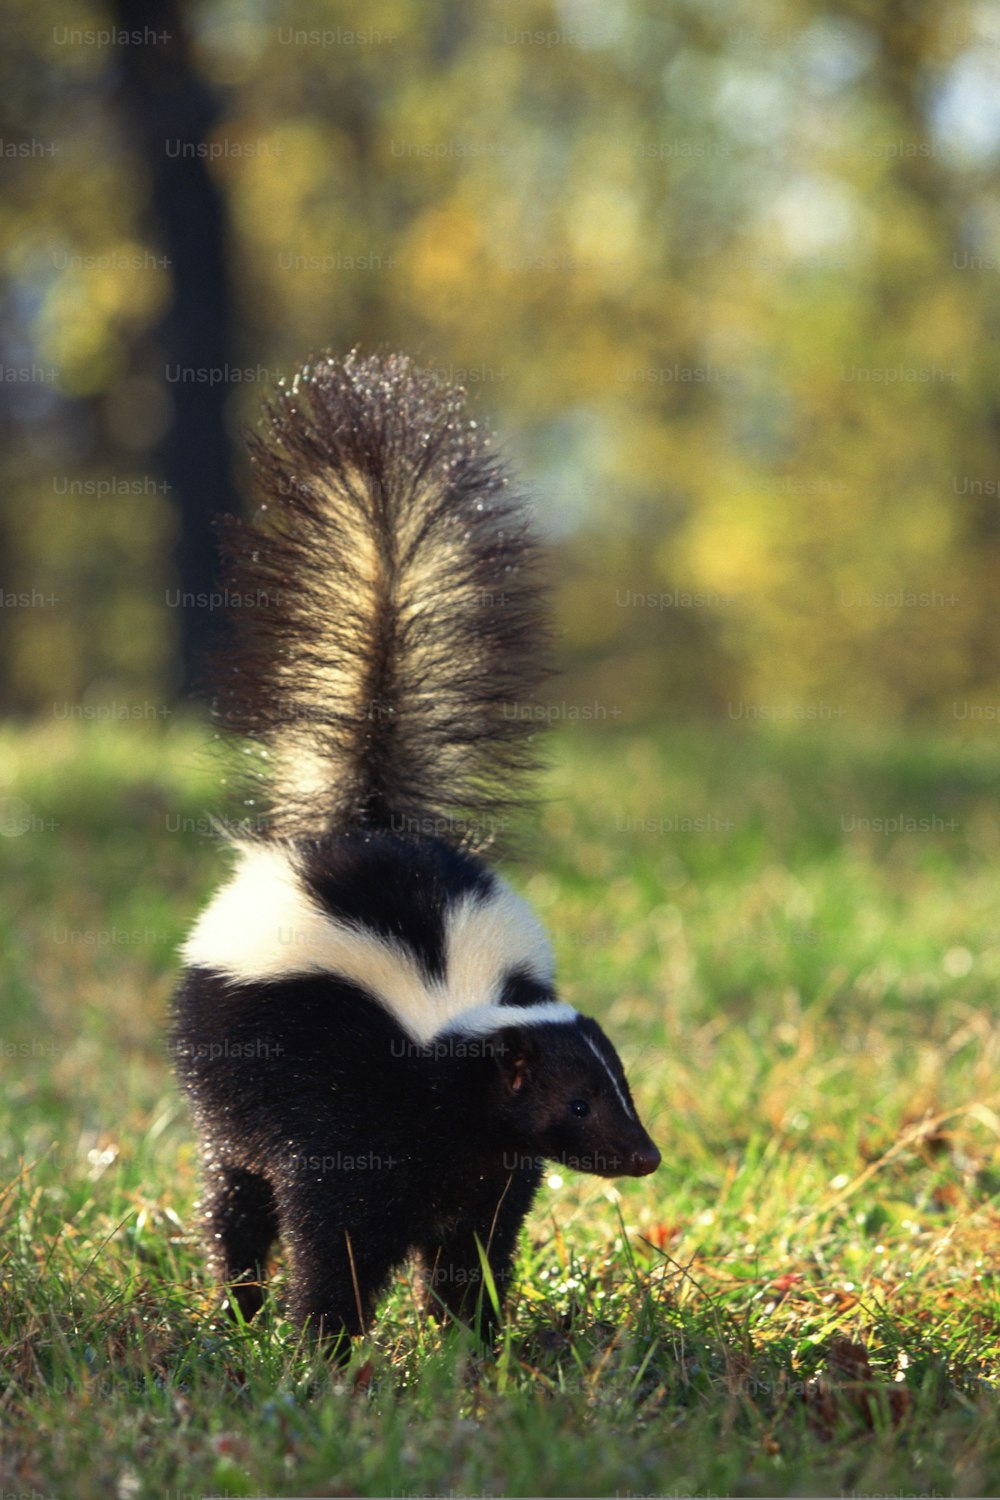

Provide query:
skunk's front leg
left=276, top=1173, right=411, bottom=1355
left=417, top=1160, right=542, bottom=1339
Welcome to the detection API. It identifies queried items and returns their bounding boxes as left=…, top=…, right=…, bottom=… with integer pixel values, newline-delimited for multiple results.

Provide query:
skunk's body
left=172, top=352, right=659, bottom=1348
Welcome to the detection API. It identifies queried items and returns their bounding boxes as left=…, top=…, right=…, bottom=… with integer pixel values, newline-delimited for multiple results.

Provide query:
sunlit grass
left=2, top=719, right=1000, bottom=1498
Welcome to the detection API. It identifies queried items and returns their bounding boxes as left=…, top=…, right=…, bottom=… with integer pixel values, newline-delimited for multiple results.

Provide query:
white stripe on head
left=583, top=1032, right=636, bottom=1120
left=181, top=844, right=559, bottom=1045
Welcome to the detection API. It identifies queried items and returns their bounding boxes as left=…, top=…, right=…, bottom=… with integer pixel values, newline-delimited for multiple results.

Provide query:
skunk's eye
left=568, top=1099, right=590, bottom=1118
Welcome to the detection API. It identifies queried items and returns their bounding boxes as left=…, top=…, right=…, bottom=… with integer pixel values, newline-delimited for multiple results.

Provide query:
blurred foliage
left=2, top=0, right=1000, bottom=719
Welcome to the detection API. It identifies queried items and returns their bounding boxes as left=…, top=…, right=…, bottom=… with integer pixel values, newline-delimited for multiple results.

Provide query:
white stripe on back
left=181, top=841, right=560, bottom=1044
left=436, top=1000, right=577, bottom=1038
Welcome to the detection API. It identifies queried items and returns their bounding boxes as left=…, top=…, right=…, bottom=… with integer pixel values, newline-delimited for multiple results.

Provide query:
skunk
left=172, top=351, right=660, bottom=1351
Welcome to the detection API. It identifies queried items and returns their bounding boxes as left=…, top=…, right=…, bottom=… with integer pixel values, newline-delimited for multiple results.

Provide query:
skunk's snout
left=628, top=1142, right=661, bottom=1176
left=598, top=1123, right=661, bottom=1178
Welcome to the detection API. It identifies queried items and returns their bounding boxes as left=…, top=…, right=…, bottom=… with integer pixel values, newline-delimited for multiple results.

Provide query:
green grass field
left=3, top=718, right=1000, bottom=1499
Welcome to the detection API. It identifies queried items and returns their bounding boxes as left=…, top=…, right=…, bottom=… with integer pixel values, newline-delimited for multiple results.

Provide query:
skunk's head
left=485, top=1014, right=660, bottom=1178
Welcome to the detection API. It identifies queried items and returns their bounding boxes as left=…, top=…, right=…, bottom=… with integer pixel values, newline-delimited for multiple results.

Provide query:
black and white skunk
left=172, top=351, right=660, bottom=1350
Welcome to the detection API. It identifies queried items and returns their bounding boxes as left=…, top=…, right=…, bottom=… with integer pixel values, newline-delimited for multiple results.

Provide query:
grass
left=2, top=716, right=1000, bottom=1498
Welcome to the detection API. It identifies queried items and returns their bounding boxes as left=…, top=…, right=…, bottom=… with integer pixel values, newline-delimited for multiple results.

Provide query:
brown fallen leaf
left=769, top=1272, right=804, bottom=1300
left=647, top=1222, right=683, bottom=1249
left=803, top=1339, right=910, bottom=1438
left=827, top=1337, right=873, bottom=1380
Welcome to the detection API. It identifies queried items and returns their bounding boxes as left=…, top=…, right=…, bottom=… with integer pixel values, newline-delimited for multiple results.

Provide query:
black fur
left=172, top=842, right=657, bottom=1346
left=172, top=354, right=660, bottom=1352
left=299, top=828, right=494, bottom=982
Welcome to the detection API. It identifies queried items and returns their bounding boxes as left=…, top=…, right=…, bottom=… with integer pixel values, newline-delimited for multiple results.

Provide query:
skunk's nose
left=629, top=1143, right=661, bottom=1176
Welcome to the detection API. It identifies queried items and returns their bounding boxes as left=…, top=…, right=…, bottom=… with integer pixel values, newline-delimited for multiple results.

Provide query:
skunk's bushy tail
left=213, top=351, right=550, bottom=846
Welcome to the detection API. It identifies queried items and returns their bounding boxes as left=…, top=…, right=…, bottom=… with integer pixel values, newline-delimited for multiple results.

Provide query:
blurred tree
left=1, top=0, right=999, bottom=725
left=115, top=0, right=237, bottom=697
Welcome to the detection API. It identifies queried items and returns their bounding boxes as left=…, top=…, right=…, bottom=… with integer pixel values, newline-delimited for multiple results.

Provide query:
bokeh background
left=8, top=7, right=1000, bottom=1493
left=4, top=0, right=1000, bottom=726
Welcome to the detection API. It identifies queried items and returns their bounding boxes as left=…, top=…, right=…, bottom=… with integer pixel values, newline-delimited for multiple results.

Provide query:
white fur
left=437, top=1001, right=578, bottom=1038
left=444, top=884, right=555, bottom=999
left=182, top=842, right=324, bottom=980
left=181, top=842, right=564, bottom=1044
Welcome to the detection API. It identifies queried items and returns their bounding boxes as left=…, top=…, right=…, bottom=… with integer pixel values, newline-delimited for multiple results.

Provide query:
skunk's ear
left=493, top=1025, right=538, bottom=1097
